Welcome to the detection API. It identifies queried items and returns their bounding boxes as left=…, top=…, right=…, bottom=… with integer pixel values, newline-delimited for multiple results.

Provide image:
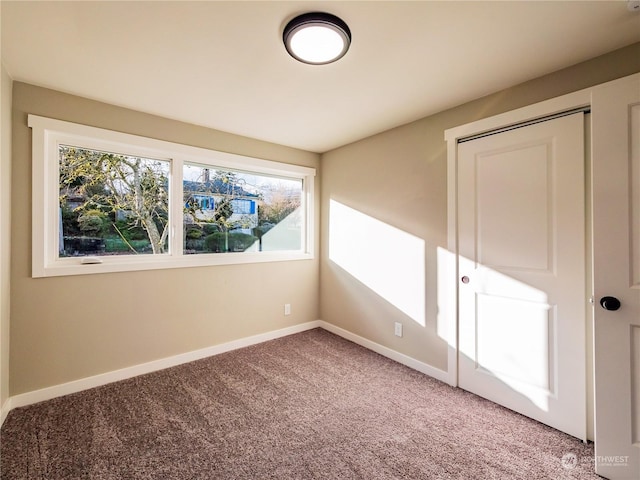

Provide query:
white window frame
left=29, top=115, right=315, bottom=278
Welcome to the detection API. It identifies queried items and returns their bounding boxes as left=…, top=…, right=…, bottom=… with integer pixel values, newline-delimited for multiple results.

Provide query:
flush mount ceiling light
left=283, top=12, right=351, bottom=65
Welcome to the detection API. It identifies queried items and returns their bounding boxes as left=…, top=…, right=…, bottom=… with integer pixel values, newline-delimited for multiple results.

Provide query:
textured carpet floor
left=1, top=328, right=599, bottom=479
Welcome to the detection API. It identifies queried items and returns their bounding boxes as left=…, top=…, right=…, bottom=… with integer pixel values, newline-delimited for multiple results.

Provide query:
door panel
left=476, top=294, right=554, bottom=391
left=458, top=113, right=586, bottom=440
left=475, top=141, right=552, bottom=270
left=592, top=73, right=640, bottom=479
left=633, top=326, right=640, bottom=446
left=633, top=104, right=640, bottom=288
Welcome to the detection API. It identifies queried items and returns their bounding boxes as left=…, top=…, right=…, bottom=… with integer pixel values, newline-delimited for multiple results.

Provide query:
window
left=59, top=145, right=170, bottom=257
left=30, top=115, right=315, bottom=277
left=183, top=164, right=303, bottom=255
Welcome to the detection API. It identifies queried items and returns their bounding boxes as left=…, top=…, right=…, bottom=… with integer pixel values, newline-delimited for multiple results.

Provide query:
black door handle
left=600, top=296, right=621, bottom=311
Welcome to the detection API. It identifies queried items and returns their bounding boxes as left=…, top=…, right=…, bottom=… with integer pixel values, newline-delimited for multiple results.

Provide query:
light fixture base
left=283, top=12, right=351, bottom=65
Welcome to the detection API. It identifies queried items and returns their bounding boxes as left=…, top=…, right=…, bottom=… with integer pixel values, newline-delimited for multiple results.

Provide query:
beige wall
left=319, top=42, right=640, bottom=371
left=1, top=62, right=13, bottom=410
left=7, top=41, right=640, bottom=401
left=10, top=83, right=320, bottom=395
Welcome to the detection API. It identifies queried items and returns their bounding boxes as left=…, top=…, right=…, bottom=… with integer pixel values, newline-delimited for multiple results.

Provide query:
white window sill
left=35, top=251, right=314, bottom=278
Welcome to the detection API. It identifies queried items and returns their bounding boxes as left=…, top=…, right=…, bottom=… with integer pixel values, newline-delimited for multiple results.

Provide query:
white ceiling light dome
left=283, top=12, right=351, bottom=65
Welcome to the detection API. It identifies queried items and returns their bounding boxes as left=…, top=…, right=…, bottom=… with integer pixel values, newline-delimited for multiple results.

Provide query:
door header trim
left=457, top=106, right=589, bottom=144
left=445, top=88, right=591, bottom=143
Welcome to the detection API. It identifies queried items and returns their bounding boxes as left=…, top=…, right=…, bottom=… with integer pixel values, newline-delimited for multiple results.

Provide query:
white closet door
left=592, top=73, right=640, bottom=479
left=458, top=112, right=586, bottom=440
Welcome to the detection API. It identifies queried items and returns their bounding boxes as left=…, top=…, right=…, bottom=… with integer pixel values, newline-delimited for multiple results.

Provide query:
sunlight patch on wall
left=329, top=200, right=425, bottom=326
left=436, top=247, right=456, bottom=347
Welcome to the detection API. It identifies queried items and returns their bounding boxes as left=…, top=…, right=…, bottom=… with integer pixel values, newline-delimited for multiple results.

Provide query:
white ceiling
left=2, top=1, right=639, bottom=153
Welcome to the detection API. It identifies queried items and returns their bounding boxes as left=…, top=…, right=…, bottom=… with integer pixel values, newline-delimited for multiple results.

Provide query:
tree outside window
left=59, top=146, right=169, bottom=257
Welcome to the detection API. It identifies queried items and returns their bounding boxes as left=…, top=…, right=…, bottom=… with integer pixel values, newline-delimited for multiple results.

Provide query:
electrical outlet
left=284, top=304, right=291, bottom=316
left=394, top=322, right=403, bottom=337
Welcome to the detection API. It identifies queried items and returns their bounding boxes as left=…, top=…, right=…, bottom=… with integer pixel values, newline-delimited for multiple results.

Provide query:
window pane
left=59, top=145, right=170, bottom=257
left=183, top=164, right=303, bottom=254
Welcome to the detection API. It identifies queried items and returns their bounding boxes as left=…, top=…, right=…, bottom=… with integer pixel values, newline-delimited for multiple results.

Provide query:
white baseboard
left=2, top=319, right=450, bottom=426
left=317, top=321, right=450, bottom=384
left=7, top=320, right=322, bottom=414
